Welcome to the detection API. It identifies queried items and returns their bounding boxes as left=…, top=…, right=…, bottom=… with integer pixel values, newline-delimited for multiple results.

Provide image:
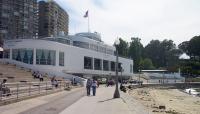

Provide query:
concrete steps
left=0, top=63, right=50, bottom=83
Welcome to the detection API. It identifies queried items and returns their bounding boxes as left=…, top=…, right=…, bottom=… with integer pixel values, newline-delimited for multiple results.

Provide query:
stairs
left=0, top=63, right=50, bottom=82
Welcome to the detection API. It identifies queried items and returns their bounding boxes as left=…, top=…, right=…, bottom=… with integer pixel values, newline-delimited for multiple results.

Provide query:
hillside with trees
left=178, top=35, right=200, bottom=77
left=114, top=35, right=200, bottom=77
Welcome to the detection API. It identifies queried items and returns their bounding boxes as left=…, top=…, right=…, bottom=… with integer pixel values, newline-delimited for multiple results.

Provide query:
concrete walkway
left=0, top=86, right=151, bottom=114
left=60, top=86, right=150, bottom=114
left=0, top=88, right=84, bottom=114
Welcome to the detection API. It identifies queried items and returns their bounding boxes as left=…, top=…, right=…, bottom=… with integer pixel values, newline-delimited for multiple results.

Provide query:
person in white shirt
left=91, top=79, right=97, bottom=96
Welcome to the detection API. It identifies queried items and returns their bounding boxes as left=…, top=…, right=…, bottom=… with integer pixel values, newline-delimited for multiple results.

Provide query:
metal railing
left=0, top=81, right=70, bottom=105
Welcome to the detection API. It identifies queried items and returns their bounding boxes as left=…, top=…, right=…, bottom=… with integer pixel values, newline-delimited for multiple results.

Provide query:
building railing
left=0, top=81, right=70, bottom=105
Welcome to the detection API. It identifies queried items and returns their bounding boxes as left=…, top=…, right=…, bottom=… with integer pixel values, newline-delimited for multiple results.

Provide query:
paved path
left=0, top=88, right=85, bottom=114
left=60, top=86, right=150, bottom=114
left=20, top=88, right=85, bottom=114
left=1, top=86, right=151, bottom=114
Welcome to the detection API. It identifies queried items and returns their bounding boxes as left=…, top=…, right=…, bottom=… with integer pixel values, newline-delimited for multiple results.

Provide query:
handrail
left=0, top=81, right=71, bottom=105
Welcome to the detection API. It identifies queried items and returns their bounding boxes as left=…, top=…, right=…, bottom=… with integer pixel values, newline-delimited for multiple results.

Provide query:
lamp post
left=113, top=38, right=120, bottom=98
left=139, top=66, right=141, bottom=82
left=121, top=68, right=124, bottom=84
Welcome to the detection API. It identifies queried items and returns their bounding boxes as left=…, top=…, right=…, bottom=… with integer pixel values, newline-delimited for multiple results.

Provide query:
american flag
left=84, top=10, right=88, bottom=18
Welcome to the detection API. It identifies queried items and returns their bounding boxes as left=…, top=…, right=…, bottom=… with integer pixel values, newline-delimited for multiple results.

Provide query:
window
left=84, top=56, right=93, bottom=69
left=118, top=63, right=122, bottom=72
left=3, top=49, right=10, bottom=59
left=103, top=60, right=109, bottom=71
left=94, top=58, right=102, bottom=70
left=12, top=49, right=33, bottom=64
left=90, top=44, right=98, bottom=51
left=36, top=49, right=55, bottom=65
left=56, top=38, right=70, bottom=45
left=111, top=61, right=115, bottom=71
left=12, top=49, right=18, bottom=60
left=73, top=41, right=89, bottom=49
left=130, top=64, right=133, bottom=73
left=98, top=46, right=104, bottom=52
left=106, top=49, right=114, bottom=55
left=59, top=52, right=64, bottom=66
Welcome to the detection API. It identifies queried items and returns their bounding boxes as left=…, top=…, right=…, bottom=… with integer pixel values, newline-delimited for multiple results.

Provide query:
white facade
left=2, top=33, right=134, bottom=79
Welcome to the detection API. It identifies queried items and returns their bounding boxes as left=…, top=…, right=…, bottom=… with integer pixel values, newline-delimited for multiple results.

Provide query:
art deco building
left=38, top=0, right=69, bottom=38
left=0, top=0, right=38, bottom=45
left=3, top=32, right=134, bottom=79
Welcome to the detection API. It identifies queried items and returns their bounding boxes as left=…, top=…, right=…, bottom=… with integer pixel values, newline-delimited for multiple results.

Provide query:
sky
left=55, top=0, right=200, bottom=46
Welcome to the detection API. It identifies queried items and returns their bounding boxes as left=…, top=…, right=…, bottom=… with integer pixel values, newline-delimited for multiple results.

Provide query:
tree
left=114, top=38, right=129, bottom=57
left=179, top=35, right=200, bottom=61
left=144, top=40, right=162, bottom=68
left=139, top=58, right=155, bottom=70
left=180, top=60, right=200, bottom=76
left=144, top=39, right=177, bottom=68
left=178, top=41, right=190, bottom=56
left=188, top=35, right=200, bottom=60
left=166, top=49, right=182, bottom=71
left=160, top=39, right=176, bottom=67
left=128, top=37, right=143, bottom=72
left=179, top=35, right=200, bottom=76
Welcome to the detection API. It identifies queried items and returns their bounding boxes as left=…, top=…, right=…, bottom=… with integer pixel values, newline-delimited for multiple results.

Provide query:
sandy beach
left=128, top=87, right=200, bottom=114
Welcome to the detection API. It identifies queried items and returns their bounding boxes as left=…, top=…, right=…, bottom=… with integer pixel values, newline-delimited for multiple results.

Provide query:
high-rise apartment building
left=38, top=0, right=69, bottom=38
left=0, top=0, right=38, bottom=45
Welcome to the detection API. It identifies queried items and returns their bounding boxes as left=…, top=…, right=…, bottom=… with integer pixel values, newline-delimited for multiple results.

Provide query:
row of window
left=3, top=48, right=64, bottom=66
left=45, top=38, right=70, bottom=45
left=12, top=49, right=33, bottom=64
left=84, top=56, right=133, bottom=73
left=3, top=49, right=10, bottom=59
left=73, top=41, right=114, bottom=55
left=36, top=49, right=56, bottom=65
left=3, top=49, right=133, bottom=73
left=84, top=56, right=122, bottom=72
left=44, top=38, right=114, bottom=55
left=59, top=52, right=64, bottom=66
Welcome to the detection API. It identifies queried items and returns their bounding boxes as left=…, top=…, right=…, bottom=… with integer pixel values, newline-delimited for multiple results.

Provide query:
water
left=184, top=88, right=200, bottom=97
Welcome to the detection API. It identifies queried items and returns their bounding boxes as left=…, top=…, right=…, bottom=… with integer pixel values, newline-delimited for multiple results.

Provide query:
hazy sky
left=55, top=0, right=200, bottom=46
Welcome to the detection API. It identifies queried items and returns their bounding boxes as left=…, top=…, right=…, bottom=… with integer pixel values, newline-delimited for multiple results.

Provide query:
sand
left=128, top=88, right=200, bottom=114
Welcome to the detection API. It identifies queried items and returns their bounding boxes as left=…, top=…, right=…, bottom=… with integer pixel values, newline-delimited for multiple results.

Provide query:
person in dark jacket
left=86, top=79, right=92, bottom=96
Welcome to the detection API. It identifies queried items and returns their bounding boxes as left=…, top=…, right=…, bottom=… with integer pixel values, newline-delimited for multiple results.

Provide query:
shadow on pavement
left=98, top=98, right=114, bottom=103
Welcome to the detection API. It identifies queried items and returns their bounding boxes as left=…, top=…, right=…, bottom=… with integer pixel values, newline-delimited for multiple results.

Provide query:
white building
left=2, top=32, right=133, bottom=80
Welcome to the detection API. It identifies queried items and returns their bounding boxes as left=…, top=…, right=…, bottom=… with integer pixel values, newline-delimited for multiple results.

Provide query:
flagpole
left=88, top=12, right=90, bottom=33
left=84, top=10, right=90, bottom=33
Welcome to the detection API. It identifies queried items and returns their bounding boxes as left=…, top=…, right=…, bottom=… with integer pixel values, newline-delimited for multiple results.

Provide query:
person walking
left=39, top=73, right=43, bottom=81
left=86, top=79, right=92, bottom=96
left=91, top=79, right=97, bottom=96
